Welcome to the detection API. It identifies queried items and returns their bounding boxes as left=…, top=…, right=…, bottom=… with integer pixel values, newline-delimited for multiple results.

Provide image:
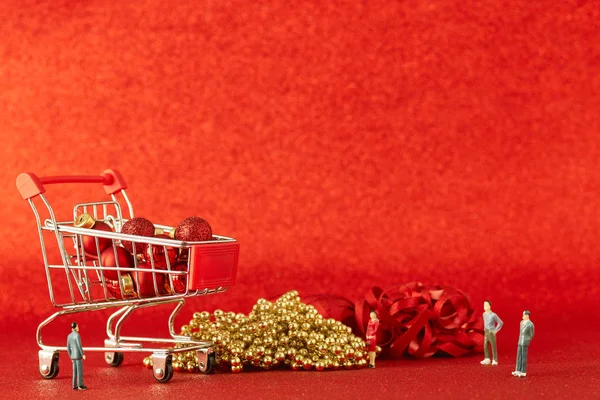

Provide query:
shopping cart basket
left=16, top=169, right=240, bottom=383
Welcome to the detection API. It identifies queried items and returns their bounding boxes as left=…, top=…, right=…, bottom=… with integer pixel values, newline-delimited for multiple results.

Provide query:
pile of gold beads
left=143, top=290, right=380, bottom=373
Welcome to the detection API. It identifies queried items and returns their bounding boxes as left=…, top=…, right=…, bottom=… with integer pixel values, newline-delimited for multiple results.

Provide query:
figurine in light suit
left=67, top=322, right=87, bottom=390
left=512, top=310, right=534, bottom=378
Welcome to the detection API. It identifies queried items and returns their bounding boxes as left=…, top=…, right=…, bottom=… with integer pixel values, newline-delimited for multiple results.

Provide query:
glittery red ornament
left=74, top=213, right=113, bottom=258
left=174, top=216, right=212, bottom=242
left=133, top=262, right=166, bottom=298
left=145, top=234, right=178, bottom=269
left=169, top=261, right=188, bottom=294
left=121, top=217, right=155, bottom=254
left=100, top=246, right=134, bottom=280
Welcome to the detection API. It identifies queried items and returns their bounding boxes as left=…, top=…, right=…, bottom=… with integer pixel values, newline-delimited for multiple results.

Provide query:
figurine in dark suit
left=512, top=310, right=534, bottom=378
left=67, top=322, right=87, bottom=390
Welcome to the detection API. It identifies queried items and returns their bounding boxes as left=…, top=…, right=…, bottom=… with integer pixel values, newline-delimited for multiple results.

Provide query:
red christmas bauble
left=133, top=262, right=166, bottom=298
left=121, top=217, right=155, bottom=254
left=74, top=213, right=113, bottom=258
left=145, top=234, right=178, bottom=269
left=100, top=246, right=134, bottom=280
left=169, top=261, right=188, bottom=294
left=174, top=216, right=212, bottom=242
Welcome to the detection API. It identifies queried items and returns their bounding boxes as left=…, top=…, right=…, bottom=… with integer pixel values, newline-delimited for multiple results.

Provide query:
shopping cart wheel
left=105, top=351, right=124, bottom=367
left=39, top=350, right=59, bottom=379
left=152, top=354, right=174, bottom=383
left=196, top=347, right=216, bottom=374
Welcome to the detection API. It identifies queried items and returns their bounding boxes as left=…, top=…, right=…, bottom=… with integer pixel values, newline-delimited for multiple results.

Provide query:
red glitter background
left=1, top=0, right=599, bottom=398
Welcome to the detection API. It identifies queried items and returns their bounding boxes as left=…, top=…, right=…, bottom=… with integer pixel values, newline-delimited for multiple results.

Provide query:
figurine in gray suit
left=512, top=310, right=534, bottom=378
left=67, top=322, right=87, bottom=390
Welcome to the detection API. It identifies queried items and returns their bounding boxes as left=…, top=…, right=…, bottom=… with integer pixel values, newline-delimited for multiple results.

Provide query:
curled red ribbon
left=306, top=282, right=484, bottom=358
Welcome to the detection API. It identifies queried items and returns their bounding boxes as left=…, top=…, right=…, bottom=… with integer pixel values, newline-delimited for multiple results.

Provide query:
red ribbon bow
left=305, top=282, right=484, bottom=358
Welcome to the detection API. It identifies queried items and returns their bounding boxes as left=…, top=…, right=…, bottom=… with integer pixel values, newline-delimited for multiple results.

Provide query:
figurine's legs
left=368, top=351, right=375, bottom=366
left=73, top=359, right=84, bottom=388
left=515, top=345, right=524, bottom=372
left=483, top=331, right=491, bottom=360
left=72, top=361, right=77, bottom=389
left=520, top=345, right=528, bottom=373
left=490, top=332, right=498, bottom=362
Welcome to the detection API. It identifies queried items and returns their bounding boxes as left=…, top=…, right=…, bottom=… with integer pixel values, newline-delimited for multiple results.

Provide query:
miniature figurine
left=512, top=310, right=534, bottom=377
left=67, top=322, right=87, bottom=390
left=480, top=300, right=503, bottom=366
left=366, top=311, right=380, bottom=368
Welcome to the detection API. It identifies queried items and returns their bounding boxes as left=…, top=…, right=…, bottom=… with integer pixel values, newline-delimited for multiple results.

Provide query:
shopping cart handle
left=16, top=169, right=127, bottom=200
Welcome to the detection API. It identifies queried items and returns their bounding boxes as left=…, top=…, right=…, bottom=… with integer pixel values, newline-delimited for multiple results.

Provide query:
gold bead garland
left=143, top=290, right=380, bottom=373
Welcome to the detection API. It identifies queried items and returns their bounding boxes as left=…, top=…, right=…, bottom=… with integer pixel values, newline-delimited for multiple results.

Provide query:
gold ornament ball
left=315, top=361, right=325, bottom=371
left=274, top=351, right=286, bottom=362
left=303, top=358, right=313, bottom=370
left=263, top=336, right=274, bottom=346
left=263, top=355, right=273, bottom=366
left=286, top=348, right=297, bottom=358
left=143, top=357, right=152, bottom=368
left=231, top=365, right=243, bottom=374
left=199, top=311, right=211, bottom=320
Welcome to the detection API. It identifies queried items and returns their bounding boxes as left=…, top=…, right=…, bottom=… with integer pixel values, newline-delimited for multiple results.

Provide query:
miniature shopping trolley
left=16, top=169, right=240, bottom=383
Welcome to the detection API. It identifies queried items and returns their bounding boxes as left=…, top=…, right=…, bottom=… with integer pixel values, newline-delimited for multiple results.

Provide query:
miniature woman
left=366, top=311, right=380, bottom=368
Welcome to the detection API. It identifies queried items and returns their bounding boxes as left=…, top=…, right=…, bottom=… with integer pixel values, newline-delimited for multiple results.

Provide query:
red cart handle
left=16, top=169, right=127, bottom=200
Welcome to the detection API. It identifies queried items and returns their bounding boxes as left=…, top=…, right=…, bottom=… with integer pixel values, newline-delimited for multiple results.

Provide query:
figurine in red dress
left=366, top=311, right=380, bottom=368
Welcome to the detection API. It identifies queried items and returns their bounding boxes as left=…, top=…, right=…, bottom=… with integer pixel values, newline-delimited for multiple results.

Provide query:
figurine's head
left=370, top=311, right=378, bottom=320
left=522, top=310, right=530, bottom=320
left=483, top=300, right=492, bottom=311
left=71, top=322, right=79, bottom=332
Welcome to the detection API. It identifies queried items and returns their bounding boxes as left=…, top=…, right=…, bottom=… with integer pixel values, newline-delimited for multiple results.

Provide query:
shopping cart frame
left=17, top=169, right=240, bottom=383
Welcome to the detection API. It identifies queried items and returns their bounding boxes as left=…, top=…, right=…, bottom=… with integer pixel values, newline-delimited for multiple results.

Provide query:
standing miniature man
left=366, top=311, right=380, bottom=368
left=67, top=322, right=87, bottom=390
left=512, top=310, right=535, bottom=378
left=480, top=300, right=503, bottom=366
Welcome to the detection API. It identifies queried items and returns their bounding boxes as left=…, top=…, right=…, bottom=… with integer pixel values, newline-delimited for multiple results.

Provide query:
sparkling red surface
left=1, top=0, right=600, bottom=398
left=175, top=217, right=213, bottom=242
left=121, top=218, right=156, bottom=253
